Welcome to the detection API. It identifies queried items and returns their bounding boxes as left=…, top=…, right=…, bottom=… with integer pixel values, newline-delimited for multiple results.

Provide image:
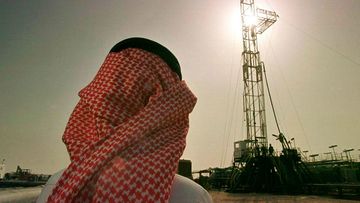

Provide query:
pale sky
left=1, top=0, right=360, bottom=174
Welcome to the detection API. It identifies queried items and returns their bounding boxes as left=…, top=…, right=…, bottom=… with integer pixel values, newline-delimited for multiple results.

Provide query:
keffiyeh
left=47, top=47, right=197, bottom=202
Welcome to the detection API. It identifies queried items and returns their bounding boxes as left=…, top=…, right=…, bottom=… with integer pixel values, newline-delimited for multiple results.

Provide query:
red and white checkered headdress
left=47, top=40, right=197, bottom=203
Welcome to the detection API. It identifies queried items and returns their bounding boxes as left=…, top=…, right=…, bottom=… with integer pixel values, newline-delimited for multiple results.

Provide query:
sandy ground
left=1, top=187, right=359, bottom=203
left=209, top=191, right=359, bottom=203
left=0, top=187, right=42, bottom=203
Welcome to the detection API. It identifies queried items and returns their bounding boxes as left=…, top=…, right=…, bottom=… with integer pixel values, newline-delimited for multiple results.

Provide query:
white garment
left=37, top=169, right=213, bottom=203
left=168, top=174, right=213, bottom=203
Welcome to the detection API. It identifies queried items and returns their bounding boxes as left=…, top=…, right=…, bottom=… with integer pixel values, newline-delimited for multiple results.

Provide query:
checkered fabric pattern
left=47, top=48, right=197, bottom=203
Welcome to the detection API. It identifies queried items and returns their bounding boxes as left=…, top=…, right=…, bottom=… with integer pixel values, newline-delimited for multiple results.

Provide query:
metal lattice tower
left=232, top=4, right=312, bottom=190
left=240, top=0, right=278, bottom=150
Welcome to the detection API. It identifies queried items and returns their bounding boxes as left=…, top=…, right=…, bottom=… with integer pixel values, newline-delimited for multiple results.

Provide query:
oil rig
left=228, top=0, right=312, bottom=193
left=193, top=0, right=360, bottom=198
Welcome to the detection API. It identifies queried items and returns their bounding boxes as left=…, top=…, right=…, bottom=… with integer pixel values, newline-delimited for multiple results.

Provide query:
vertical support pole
left=241, top=0, right=267, bottom=149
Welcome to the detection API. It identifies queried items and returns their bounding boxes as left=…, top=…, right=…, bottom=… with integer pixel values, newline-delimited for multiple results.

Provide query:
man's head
left=110, top=37, right=182, bottom=80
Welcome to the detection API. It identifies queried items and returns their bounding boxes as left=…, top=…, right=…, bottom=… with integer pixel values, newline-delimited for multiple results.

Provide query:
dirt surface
left=0, top=187, right=42, bottom=203
left=209, top=191, right=359, bottom=203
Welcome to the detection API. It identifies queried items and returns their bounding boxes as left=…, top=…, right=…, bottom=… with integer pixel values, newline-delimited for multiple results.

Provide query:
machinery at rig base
left=230, top=132, right=314, bottom=193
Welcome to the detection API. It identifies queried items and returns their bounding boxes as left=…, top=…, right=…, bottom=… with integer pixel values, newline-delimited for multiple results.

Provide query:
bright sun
left=243, top=15, right=258, bottom=26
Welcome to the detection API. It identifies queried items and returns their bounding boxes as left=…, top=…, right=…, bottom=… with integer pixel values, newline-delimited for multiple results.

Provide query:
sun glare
left=243, top=15, right=258, bottom=26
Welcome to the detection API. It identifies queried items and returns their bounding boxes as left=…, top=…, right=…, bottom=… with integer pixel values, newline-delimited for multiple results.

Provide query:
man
left=37, top=38, right=212, bottom=203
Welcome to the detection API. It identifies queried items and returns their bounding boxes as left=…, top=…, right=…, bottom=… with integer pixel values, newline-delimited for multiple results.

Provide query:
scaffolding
left=239, top=0, right=278, bottom=153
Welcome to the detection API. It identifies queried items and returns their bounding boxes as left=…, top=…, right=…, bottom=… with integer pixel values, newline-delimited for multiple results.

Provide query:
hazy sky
left=1, top=0, right=360, bottom=174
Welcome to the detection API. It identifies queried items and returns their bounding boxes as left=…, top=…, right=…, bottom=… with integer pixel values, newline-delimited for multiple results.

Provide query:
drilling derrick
left=239, top=0, right=277, bottom=152
left=231, top=1, right=312, bottom=193
left=219, top=1, right=314, bottom=193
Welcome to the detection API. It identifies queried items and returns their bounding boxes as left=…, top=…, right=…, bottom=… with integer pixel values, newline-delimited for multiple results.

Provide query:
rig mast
left=229, top=2, right=313, bottom=193
left=238, top=0, right=277, bottom=153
